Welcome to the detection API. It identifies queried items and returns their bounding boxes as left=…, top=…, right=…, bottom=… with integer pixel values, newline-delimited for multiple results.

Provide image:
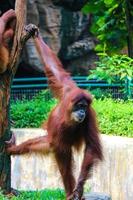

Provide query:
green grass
left=93, top=98, right=133, bottom=137
left=0, top=189, right=65, bottom=200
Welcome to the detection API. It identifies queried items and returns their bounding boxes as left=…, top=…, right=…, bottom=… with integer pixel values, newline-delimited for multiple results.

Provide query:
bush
left=89, top=88, right=112, bottom=99
left=93, top=98, right=133, bottom=137
left=11, top=92, right=133, bottom=137
left=82, top=0, right=127, bottom=54
left=0, top=189, right=65, bottom=200
left=11, top=91, right=57, bottom=128
left=88, top=54, right=133, bottom=84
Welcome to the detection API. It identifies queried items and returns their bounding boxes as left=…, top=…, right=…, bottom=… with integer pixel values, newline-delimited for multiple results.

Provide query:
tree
left=0, top=0, right=36, bottom=195
left=82, top=0, right=133, bottom=57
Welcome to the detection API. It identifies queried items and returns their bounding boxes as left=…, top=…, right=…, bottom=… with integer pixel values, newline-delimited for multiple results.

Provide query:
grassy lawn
left=0, top=189, right=65, bottom=200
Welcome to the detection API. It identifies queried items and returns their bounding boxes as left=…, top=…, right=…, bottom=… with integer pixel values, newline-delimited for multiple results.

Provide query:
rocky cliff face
left=0, top=0, right=97, bottom=75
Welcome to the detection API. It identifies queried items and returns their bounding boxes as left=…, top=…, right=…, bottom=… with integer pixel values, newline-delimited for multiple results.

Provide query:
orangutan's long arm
left=6, top=135, right=52, bottom=155
left=33, top=34, right=76, bottom=99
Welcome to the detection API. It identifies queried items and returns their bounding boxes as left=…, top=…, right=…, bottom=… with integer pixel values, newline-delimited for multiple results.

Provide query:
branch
left=8, top=0, right=26, bottom=74
left=8, top=1, right=39, bottom=74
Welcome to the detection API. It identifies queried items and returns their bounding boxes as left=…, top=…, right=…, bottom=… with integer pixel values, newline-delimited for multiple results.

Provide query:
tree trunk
left=0, top=0, right=27, bottom=194
left=125, top=0, right=133, bottom=58
left=0, top=73, right=12, bottom=193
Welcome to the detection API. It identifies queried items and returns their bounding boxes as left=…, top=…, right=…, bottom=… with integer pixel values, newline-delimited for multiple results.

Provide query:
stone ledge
left=11, top=128, right=133, bottom=200
left=85, top=192, right=111, bottom=200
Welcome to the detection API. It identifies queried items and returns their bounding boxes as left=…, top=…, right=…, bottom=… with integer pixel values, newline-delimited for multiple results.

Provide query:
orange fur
left=0, top=9, right=16, bottom=73
left=0, top=45, right=9, bottom=73
left=34, top=35, right=76, bottom=100
left=7, top=33, right=103, bottom=200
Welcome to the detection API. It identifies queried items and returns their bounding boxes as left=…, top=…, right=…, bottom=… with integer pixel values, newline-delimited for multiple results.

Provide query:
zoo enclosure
left=11, top=76, right=133, bottom=101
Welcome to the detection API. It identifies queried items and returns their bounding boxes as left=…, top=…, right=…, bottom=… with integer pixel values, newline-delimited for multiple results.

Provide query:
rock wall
left=0, top=0, right=97, bottom=75
left=24, top=0, right=97, bottom=75
left=11, top=129, right=133, bottom=200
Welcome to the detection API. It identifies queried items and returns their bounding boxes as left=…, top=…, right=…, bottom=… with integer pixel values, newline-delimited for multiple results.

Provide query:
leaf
left=96, top=16, right=105, bottom=27
left=82, top=2, right=105, bottom=14
left=120, top=73, right=127, bottom=80
left=97, top=52, right=108, bottom=56
left=82, top=3, right=98, bottom=14
left=95, top=44, right=104, bottom=52
left=108, top=3, right=119, bottom=13
left=104, top=0, right=114, bottom=5
left=126, top=69, right=133, bottom=77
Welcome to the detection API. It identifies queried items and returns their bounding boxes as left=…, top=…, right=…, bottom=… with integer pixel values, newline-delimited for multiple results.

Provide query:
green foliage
left=90, top=88, right=112, bottom=99
left=88, top=54, right=133, bottom=83
left=0, top=189, right=65, bottom=200
left=11, top=91, right=57, bottom=128
left=82, top=0, right=127, bottom=53
left=11, top=93, right=133, bottom=137
left=93, top=98, right=133, bottom=137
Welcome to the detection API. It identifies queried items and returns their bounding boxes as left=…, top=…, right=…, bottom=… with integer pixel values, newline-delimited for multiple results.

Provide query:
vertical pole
left=128, top=79, right=132, bottom=99
left=125, top=77, right=131, bottom=99
left=125, top=0, right=133, bottom=58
